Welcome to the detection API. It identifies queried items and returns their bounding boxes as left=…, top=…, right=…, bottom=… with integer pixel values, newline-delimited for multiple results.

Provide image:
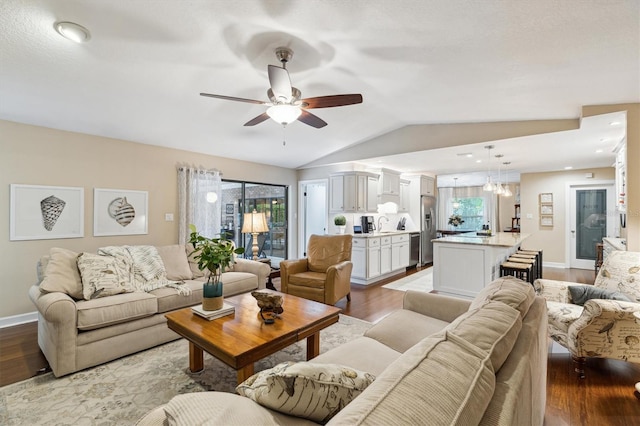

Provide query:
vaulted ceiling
left=1, top=1, right=638, bottom=179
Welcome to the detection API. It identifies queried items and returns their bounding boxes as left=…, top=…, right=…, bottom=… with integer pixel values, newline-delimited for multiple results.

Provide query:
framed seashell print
left=10, top=184, right=84, bottom=241
left=94, top=188, right=148, bottom=236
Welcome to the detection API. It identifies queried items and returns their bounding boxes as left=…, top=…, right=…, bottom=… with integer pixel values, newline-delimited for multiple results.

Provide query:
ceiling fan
left=200, top=47, right=363, bottom=128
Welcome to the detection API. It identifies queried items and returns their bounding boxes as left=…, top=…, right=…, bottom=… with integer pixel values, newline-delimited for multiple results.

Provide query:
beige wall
left=519, top=167, right=615, bottom=265
left=0, top=120, right=298, bottom=319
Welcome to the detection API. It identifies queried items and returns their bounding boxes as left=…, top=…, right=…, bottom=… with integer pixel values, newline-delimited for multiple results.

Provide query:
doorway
left=298, top=180, right=328, bottom=258
left=568, top=182, right=615, bottom=269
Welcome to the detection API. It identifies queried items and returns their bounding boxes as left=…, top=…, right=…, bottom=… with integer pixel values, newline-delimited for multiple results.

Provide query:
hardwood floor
left=1, top=266, right=639, bottom=425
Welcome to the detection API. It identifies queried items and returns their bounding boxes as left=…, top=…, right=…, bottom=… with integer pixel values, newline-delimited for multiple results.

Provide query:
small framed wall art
left=94, top=188, right=148, bottom=236
left=539, top=193, right=553, bottom=204
left=10, top=184, right=84, bottom=241
left=540, top=204, right=553, bottom=215
left=540, top=216, right=554, bottom=227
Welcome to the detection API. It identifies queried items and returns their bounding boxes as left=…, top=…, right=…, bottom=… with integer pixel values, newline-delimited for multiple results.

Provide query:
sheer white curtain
left=177, top=167, right=222, bottom=243
left=437, top=186, right=498, bottom=231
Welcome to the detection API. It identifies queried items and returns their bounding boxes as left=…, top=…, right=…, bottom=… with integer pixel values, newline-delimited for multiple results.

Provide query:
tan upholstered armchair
left=280, top=234, right=353, bottom=305
left=534, top=250, right=640, bottom=378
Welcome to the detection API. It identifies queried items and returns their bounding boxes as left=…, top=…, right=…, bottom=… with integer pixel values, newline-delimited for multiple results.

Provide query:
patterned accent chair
left=280, top=234, right=353, bottom=305
left=534, top=250, right=640, bottom=378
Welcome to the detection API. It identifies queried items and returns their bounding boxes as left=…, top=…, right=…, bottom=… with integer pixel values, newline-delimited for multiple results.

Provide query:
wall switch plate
left=165, top=213, right=174, bottom=222
left=526, top=213, right=533, bottom=219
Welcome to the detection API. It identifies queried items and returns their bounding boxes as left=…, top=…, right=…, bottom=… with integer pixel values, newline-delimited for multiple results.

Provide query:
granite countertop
left=433, top=232, right=530, bottom=248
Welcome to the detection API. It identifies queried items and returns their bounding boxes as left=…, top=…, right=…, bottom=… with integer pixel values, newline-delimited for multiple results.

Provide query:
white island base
left=432, top=232, right=530, bottom=299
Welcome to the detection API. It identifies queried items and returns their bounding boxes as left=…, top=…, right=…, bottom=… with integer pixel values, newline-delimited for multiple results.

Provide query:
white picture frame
left=10, top=184, right=84, bottom=241
left=540, top=215, right=554, bottom=227
left=94, top=188, right=148, bottom=236
left=540, top=204, right=553, bottom=215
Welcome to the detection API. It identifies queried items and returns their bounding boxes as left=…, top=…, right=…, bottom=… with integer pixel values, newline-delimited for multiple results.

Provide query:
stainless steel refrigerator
left=420, top=195, right=437, bottom=264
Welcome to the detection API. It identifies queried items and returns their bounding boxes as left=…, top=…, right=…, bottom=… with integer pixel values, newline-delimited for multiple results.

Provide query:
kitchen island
left=432, top=232, right=530, bottom=298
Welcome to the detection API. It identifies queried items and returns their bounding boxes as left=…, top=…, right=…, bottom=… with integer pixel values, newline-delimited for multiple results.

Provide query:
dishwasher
left=409, top=232, right=420, bottom=268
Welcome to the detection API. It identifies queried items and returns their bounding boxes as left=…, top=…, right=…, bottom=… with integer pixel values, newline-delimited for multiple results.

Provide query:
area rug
left=0, top=314, right=371, bottom=425
left=382, top=267, right=433, bottom=293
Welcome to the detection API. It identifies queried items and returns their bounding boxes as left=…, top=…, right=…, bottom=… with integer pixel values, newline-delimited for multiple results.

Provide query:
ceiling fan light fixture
left=266, top=104, right=301, bottom=125
left=54, top=21, right=91, bottom=43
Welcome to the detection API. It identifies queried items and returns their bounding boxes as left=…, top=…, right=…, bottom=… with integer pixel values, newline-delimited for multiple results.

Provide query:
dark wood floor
left=1, top=266, right=639, bottom=425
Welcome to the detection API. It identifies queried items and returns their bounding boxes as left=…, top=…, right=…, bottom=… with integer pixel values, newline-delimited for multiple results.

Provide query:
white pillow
left=77, top=253, right=134, bottom=300
left=155, top=244, right=193, bottom=280
left=236, top=361, right=375, bottom=423
left=39, top=248, right=83, bottom=299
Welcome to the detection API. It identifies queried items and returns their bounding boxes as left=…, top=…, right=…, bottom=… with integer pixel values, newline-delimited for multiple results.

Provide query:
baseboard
left=544, top=262, right=567, bottom=269
left=0, top=311, right=38, bottom=329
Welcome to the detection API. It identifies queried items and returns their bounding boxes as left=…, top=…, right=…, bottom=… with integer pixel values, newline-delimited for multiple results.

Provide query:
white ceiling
left=1, top=1, right=638, bottom=181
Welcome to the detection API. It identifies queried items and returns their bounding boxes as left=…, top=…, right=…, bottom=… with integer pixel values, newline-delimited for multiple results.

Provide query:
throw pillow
left=186, top=243, right=205, bottom=279
left=568, top=285, right=633, bottom=306
left=39, top=247, right=84, bottom=300
left=236, top=361, right=376, bottom=423
left=77, top=252, right=134, bottom=300
left=155, top=244, right=193, bottom=280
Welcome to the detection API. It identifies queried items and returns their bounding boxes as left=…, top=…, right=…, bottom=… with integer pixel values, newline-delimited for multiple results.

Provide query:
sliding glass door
left=219, top=180, right=288, bottom=265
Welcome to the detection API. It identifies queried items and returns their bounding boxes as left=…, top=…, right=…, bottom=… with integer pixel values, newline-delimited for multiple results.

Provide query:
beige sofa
left=138, top=277, right=548, bottom=426
left=29, top=244, right=270, bottom=377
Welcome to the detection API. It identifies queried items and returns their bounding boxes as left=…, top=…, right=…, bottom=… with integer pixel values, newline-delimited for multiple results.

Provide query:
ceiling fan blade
left=244, top=112, right=270, bottom=126
left=268, top=65, right=292, bottom=102
left=200, top=93, right=266, bottom=105
left=302, top=94, right=363, bottom=109
left=297, top=110, right=328, bottom=128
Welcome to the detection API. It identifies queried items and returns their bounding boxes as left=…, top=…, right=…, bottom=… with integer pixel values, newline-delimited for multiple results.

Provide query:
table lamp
left=241, top=209, right=269, bottom=260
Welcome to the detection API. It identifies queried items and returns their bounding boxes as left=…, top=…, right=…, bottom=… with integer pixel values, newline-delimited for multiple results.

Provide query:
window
left=454, top=197, right=485, bottom=230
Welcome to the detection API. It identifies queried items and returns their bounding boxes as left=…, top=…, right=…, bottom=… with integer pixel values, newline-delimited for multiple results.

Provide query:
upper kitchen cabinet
left=377, top=168, right=401, bottom=204
left=420, top=175, right=436, bottom=196
left=399, top=179, right=411, bottom=212
left=330, top=172, right=379, bottom=213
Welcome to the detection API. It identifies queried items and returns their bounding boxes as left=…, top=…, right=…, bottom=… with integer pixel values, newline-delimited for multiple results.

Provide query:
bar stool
left=518, top=249, right=543, bottom=279
left=500, top=261, right=534, bottom=284
left=507, top=256, right=538, bottom=281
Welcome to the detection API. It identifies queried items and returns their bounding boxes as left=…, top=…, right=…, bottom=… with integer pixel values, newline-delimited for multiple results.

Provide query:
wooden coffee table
left=165, top=291, right=341, bottom=384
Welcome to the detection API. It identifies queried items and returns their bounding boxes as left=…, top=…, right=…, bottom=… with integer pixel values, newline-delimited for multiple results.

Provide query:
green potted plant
left=334, top=215, right=347, bottom=234
left=188, top=224, right=244, bottom=311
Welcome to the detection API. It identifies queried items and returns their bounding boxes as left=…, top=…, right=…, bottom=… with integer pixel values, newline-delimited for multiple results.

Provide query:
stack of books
left=191, top=302, right=235, bottom=320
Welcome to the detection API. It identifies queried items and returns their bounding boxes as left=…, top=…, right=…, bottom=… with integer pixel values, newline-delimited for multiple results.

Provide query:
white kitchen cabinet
left=352, top=233, right=412, bottom=284
left=399, top=179, right=410, bottom=212
left=329, top=174, right=345, bottom=212
left=380, top=236, right=392, bottom=274
left=330, top=172, right=379, bottom=213
left=379, top=168, right=401, bottom=195
left=352, top=245, right=366, bottom=278
left=351, top=237, right=380, bottom=279
left=367, top=175, right=379, bottom=212
left=391, top=234, right=410, bottom=270
left=420, top=176, right=435, bottom=196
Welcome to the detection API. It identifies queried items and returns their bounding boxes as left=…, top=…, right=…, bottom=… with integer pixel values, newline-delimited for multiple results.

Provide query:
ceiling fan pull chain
left=282, top=124, right=287, bottom=146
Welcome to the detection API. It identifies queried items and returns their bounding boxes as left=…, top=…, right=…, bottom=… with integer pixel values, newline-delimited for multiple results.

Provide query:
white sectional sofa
left=29, top=244, right=270, bottom=377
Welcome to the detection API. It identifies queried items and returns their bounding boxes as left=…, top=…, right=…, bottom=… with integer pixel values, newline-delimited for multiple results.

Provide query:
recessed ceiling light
left=595, top=149, right=603, bottom=153
left=564, top=166, right=573, bottom=170
left=476, top=159, right=482, bottom=163
left=609, top=121, right=621, bottom=126
left=54, top=21, right=91, bottom=43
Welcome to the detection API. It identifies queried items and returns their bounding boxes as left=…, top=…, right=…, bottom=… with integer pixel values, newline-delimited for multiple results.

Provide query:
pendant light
left=494, top=154, right=504, bottom=195
left=503, top=162, right=513, bottom=197
left=483, top=145, right=495, bottom=192
left=452, top=177, right=460, bottom=209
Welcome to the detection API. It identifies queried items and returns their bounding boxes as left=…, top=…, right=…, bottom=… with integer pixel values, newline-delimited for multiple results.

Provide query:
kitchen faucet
left=377, top=216, right=390, bottom=232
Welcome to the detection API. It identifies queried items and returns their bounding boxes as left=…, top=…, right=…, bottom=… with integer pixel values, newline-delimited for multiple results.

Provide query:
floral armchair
left=534, top=250, right=640, bottom=378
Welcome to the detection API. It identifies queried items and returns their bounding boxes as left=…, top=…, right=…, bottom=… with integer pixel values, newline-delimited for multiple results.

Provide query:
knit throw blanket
left=98, top=245, right=192, bottom=296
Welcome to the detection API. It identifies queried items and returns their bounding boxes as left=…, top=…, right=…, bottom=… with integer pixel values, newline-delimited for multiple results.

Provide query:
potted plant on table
left=334, top=215, right=347, bottom=234
left=188, top=224, right=244, bottom=311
